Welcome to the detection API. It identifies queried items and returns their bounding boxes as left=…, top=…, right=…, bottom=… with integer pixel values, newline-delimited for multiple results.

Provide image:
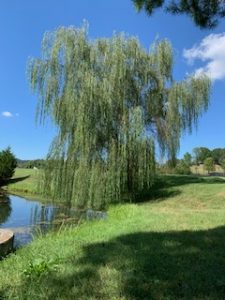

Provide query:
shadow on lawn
left=14, top=226, right=225, bottom=300
left=159, top=175, right=225, bottom=188
left=0, top=175, right=30, bottom=187
left=136, top=175, right=225, bottom=203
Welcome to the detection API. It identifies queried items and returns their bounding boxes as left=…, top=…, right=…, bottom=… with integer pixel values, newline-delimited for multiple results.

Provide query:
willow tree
left=28, top=25, right=210, bottom=208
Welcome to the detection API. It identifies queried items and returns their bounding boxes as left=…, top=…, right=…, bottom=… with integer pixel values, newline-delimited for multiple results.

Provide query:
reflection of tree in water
left=30, top=204, right=107, bottom=233
left=30, top=205, right=77, bottom=230
left=30, top=205, right=55, bottom=232
left=0, top=196, right=12, bottom=225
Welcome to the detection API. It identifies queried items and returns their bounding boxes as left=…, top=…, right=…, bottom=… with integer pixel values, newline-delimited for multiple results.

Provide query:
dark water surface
left=0, top=195, right=107, bottom=247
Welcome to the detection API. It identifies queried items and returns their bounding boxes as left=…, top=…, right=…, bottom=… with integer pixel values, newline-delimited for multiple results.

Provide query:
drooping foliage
left=133, top=0, right=225, bottom=28
left=28, top=25, right=210, bottom=208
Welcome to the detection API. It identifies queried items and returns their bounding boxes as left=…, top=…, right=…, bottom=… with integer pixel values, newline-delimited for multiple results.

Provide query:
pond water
left=0, top=194, right=107, bottom=248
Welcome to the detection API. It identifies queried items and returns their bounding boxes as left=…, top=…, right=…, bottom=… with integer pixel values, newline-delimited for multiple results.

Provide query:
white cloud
left=2, top=111, right=13, bottom=118
left=183, top=33, right=225, bottom=81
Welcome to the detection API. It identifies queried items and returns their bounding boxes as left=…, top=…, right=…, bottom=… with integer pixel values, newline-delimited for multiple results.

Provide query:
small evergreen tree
left=0, top=147, right=17, bottom=182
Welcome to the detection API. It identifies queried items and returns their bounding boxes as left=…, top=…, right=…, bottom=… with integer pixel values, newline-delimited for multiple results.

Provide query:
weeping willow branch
left=28, top=24, right=210, bottom=208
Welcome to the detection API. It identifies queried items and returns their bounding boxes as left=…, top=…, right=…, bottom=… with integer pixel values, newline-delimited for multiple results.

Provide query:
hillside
left=191, top=164, right=224, bottom=176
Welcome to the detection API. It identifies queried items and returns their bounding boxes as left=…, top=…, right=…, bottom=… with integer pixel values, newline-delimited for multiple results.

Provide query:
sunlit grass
left=1, top=175, right=225, bottom=299
left=3, top=168, right=40, bottom=196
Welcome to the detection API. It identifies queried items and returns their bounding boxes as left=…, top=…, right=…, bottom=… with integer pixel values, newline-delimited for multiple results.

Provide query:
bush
left=175, top=161, right=191, bottom=175
left=0, top=147, right=17, bottom=182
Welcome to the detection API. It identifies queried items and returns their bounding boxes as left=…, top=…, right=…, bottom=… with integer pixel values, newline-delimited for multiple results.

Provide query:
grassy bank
left=3, top=168, right=42, bottom=199
left=1, top=175, right=225, bottom=299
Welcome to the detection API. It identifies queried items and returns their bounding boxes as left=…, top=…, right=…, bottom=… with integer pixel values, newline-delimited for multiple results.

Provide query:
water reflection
left=0, top=196, right=12, bottom=225
left=0, top=194, right=107, bottom=247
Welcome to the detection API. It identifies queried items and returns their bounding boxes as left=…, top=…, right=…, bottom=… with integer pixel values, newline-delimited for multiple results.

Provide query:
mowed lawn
left=1, top=175, right=225, bottom=299
left=3, top=168, right=40, bottom=195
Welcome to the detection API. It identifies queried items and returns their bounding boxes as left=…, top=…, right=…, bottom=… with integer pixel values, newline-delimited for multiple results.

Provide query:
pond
left=0, top=194, right=107, bottom=248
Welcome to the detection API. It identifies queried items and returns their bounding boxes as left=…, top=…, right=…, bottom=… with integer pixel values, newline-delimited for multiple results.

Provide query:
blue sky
left=0, top=0, right=224, bottom=159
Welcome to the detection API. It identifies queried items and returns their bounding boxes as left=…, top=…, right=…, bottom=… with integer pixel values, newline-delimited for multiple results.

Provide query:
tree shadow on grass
left=0, top=175, right=30, bottom=187
left=159, top=175, right=225, bottom=188
left=156, top=175, right=225, bottom=187
left=74, top=227, right=225, bottom=299
left=136, top=187, right=181, bottom=203
left=13, top=226, right=225, bottom=300
left=135, top=175, right=225, bottom=203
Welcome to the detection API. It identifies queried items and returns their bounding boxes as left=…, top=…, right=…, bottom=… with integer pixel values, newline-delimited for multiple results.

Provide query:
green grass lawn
left=3, top=168, right=40, bottom=197
left=1, top=175, right=225, bottom=299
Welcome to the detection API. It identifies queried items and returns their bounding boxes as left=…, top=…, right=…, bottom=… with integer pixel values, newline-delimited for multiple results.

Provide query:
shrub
left=175, top=160, right=191, bottom=175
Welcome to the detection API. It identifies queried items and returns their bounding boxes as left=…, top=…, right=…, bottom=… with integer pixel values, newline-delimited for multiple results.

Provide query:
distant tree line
left=192, top=147, right=225, bottom=165
left=192, top=147, right=225, bottom=175
left=17, top=159, right=45, bottom=169
left=159, top=147, right=225, bottom=175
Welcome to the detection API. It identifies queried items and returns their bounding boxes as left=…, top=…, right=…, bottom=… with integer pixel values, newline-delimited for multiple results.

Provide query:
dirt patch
left=217, top=191, right=225, bottom=197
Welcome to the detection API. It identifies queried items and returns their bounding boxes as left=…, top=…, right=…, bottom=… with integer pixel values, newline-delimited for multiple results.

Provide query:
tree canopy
left=193, top=147, right=211, bottom=164
left=211, top=148, right=225, bottom=165
left=192, top=147, right=225, bottom=165
left=132, top=0, right=225, bottom=29
left=28, top=25, right=210, bottom=208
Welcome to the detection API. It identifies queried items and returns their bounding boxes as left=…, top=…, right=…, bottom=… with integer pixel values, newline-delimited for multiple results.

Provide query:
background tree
left=193, top=147, right=211, bottom=164
left=174, top=152, right=192, bottom=175
left=204, top=157, right=215, bottom=174
left=28, top=25, right=210, bottom=208
left=221, top=159, right=225, bottom=176
left=211, top=148, right=225, bottom=165
left=132, top=0, right=225, bottom=28
left=183, top=152, right=192, bottom=167
left=175, top=160, right=191, bottom=175
left=0, top=147, right=17, bottom=182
